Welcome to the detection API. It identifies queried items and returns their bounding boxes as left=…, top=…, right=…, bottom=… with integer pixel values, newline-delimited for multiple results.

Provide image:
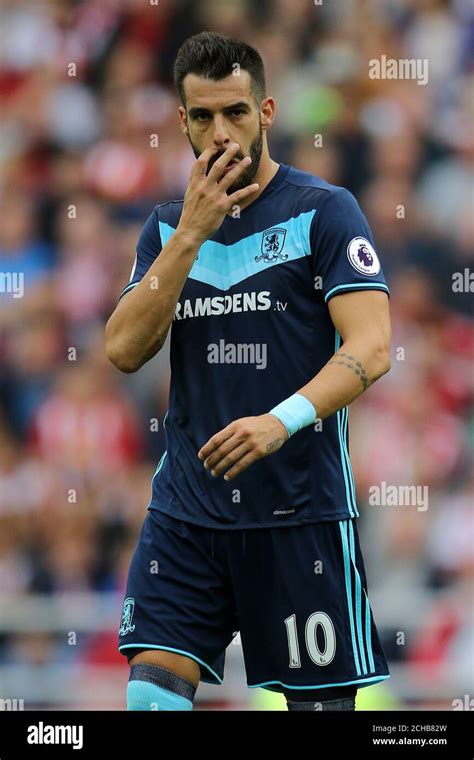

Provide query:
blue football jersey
left=118, top=163, right=390, bottom=528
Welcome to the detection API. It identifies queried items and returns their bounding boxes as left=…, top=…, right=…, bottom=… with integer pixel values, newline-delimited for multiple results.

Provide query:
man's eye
left=230, top=110, right=243, bottom=117
left=195, top=114, right=210, bottom=121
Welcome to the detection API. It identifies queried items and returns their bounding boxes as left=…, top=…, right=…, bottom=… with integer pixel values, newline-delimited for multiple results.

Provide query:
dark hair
left=173, top=31, right=266, bottom=107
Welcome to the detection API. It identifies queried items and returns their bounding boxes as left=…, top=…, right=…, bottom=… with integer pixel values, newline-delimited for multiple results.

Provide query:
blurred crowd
left=0, top=0, right=472, bottom=708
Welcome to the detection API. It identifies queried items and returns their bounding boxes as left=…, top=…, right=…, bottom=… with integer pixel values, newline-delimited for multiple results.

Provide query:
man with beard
left=106, top=31, right=392, bottom=712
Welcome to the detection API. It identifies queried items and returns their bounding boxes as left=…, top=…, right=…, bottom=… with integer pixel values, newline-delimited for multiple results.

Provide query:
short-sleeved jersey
left=119, top=163, right=390, bottom=529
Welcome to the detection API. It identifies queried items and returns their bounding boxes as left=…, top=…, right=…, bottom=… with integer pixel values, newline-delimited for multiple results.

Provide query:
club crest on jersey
left=347, top=237, right=381, bottom=276
left=119, top=596, right=136, bottom=636
left=255, top=227, right=288, bottom=263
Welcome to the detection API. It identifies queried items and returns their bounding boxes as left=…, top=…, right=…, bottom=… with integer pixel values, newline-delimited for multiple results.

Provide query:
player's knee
left=128, top=649, right=200, bottom=687
left=284, top=685, right=357, bottom=711
left=127, top=661, right=198, bottom=711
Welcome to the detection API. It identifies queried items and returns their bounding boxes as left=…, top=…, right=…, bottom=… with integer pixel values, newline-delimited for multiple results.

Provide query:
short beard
left=188, top=125, right=263, bottom=194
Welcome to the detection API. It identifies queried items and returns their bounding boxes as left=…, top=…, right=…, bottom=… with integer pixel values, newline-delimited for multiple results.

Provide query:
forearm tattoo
left=328, top=351, right=369, bottom=391
left=266, top=437, right=284, bottom=452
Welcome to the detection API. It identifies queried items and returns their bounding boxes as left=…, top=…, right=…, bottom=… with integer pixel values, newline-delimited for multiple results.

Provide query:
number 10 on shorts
left=284, top=612, right=336, bottom=668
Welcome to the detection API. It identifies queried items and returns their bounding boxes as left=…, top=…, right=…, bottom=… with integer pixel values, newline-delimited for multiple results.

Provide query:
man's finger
left=223, top=451, right=258, bottom=481
left=206, top=143, right=241, bottom=182
left=208, top=442, right=253, bottom=477
left=193, top=147, right=220, bottom=178
left=227, top=183, right=260, bottom=205
left=203, top=433, right=244, bottom=471
left=218, top=155, right=252, bottom=192
left=198, top=426, right=234, bottom=460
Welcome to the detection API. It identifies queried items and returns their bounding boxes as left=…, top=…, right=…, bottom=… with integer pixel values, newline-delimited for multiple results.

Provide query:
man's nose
left=212, top=116, right=231, bottom=149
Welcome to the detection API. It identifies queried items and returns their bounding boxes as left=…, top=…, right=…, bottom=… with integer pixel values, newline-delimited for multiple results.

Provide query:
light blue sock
left=127, top=663, right=196, bottom=711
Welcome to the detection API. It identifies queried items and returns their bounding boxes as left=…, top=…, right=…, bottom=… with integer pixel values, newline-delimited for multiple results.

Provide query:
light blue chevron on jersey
left=158, top=210, right=317, bottom=291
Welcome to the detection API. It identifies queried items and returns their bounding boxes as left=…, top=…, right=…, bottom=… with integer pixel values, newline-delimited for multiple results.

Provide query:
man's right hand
left=177, top=144, right=260, bottom=243
left=106, top=145, right=259, bottom=373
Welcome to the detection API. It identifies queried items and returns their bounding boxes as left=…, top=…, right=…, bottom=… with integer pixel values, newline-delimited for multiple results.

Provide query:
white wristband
left=268, top=393, right=317, bottom=437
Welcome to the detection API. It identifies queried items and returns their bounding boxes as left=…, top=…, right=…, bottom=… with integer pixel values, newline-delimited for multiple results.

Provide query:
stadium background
left=0, top=0, right=472, bottom=710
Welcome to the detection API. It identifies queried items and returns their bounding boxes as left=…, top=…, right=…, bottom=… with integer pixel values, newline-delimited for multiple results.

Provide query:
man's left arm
left=297, top=288, right=391, bottom=419
left=199, top=185, right=392, bottom=479
left=198, top=289, right=391, bottom=480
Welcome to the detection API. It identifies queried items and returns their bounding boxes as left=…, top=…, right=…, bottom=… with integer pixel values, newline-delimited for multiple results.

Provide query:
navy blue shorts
left=118, top=509, right=390, bottom=693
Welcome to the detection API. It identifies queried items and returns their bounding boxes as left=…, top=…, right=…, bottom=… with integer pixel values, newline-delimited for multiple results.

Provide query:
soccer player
left=106, top=31, right=392, bottom=712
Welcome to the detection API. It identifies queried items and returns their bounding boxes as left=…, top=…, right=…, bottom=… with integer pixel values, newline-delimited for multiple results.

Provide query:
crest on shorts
left=119, top=596, right=136, bottom=636
left=256, top=227, right=288, bottom=263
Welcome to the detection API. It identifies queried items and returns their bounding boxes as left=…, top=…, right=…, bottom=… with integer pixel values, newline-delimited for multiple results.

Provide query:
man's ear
left=260, top=97, right=276, bottom=131
left=178, top=105, right=188, bottom=135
